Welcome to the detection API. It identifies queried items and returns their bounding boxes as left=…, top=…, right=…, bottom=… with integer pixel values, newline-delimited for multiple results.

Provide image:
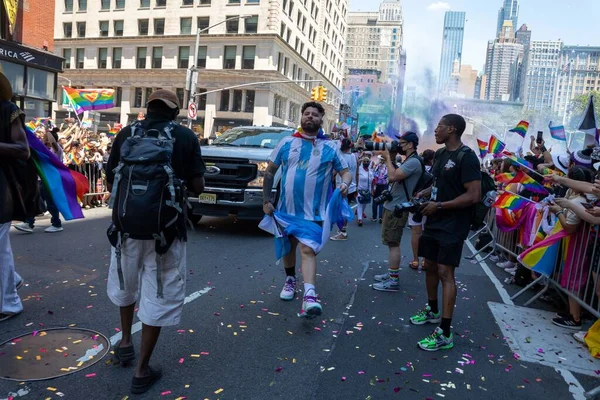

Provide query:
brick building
left=1, top=0, right=63, bottom=117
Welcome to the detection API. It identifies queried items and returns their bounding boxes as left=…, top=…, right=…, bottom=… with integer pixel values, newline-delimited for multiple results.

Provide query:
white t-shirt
left=336, top=152, right=357, bottom=194
left=357, top=165, right=373, bottom=191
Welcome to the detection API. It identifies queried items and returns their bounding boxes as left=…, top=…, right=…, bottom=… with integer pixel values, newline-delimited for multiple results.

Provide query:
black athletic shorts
left=418, top=230, right=465, bottom=268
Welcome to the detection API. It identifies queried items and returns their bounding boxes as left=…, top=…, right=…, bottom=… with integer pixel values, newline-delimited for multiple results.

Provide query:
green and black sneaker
left=409, top=305, right=441, bottom=325
left=417, top=327, right=454, bottom=352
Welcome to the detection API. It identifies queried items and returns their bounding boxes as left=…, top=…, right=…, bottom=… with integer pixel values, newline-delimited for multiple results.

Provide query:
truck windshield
left=213, top=128, right=294, bottom=149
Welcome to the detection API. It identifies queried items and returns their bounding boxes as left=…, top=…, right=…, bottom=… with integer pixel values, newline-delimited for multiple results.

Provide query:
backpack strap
left=108, top=162, right=125, bottom=209
left=130, top=121, right=143, bottom=137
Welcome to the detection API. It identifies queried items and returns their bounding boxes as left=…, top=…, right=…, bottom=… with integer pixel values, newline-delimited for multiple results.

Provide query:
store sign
left=3, top=0, right=18, bottom=30
left=0, top=40, right=64, bottom=72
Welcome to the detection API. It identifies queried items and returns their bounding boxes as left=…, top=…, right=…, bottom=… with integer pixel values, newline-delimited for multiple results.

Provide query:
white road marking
left=465, top=240, right=586, bottom=399
left=109, top=286, right=213, bottom=346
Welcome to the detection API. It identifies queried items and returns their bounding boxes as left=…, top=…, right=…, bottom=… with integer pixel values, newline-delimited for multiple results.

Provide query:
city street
left=1, top=208, right=599, bottom=400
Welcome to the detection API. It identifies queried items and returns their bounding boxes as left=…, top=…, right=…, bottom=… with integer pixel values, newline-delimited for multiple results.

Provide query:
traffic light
left=319, top=86, right=328, bottom=102
left=310, top=87, right=319, bottom=101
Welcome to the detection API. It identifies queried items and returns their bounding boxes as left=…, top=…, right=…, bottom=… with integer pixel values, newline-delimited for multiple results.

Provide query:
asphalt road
left=1, top=208, right=598, bottom=400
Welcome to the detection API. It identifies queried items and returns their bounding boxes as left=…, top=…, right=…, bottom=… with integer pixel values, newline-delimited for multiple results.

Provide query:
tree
left=568, top=91, right=600, bottom=129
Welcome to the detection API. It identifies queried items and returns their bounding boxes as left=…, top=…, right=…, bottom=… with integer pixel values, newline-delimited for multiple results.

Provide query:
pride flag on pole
left=493, top=191, right=531, bottom=211
left=518, top=223, right=567, bottom=276
left=25, top=127, right=88, bottom=220
left=509, top=120, right=529, bottom=139
left=63, top=87, right=115, bottom=114
left=549, top=121, right=566, bottom=141
left=508, top=171, right=549, bottom=195
left=488, top=136, right=506, bottom=155
left=476, top=139, right=488, bottom=158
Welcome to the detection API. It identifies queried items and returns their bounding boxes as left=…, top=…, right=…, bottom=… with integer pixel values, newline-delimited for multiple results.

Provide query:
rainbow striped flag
left=476, top=139, right=488, bottom=158
left=518, top=223, right=567, bottom=276
left=509, top=120, right=529, bottom=138
left=63, top=87, right=115, bottom=114
left=494, top=173, right=515, bottom=185
left=508, top=171, right=549, bottom=195
left=503, top=151, right=534, bottom=170
left=488, top=136, right=506, bottom=155
left=107, top=123, right=122, bottom=137
left=493, top=191, right=531, bottom=211
left=548, top=122, right=566, bottom=141
left=25, top=127, right=88, bottom=220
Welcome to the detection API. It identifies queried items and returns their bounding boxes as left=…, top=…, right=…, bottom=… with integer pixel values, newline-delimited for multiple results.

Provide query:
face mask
left=398, top=147, right=407, bottom=156
left=363, top=162, right=369, bottom=167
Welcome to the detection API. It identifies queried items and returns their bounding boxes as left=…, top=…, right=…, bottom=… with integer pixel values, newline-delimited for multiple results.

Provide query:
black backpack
left=108, top=121, right=186, bottom=297
left=401, top=153, right=434, bottom=199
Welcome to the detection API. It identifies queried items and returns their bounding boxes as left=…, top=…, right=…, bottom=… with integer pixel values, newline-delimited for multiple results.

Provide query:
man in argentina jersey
left=262, top=101, right=352, bottom=318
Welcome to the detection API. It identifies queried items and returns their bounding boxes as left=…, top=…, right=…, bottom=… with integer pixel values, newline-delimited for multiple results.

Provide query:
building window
left=283, top=57, right=289, bottom=75
left=76, top=22, right=86, bottom=37
left=180, top=17, right=192, bottom=34
left=197, top=17, right=210, bottom=32
left=145, top=87, right=153, bottom=103
left=154, top=19, right=165, bottom=35
left=114, top=87, right=122, bottom=107
left=232, top=90, right=243, bottom=112
left=247, top=0, right=259, bottom=3
left=242, top=46, right=255, bottom=69
left=178, top=46, right=190, bottom=68
left=65, top=0, right=73, bottom=12
left=113, top=48, right=122, bottom=68
left=63, top=49, right=72, bottom=69
left=115, top=0, right=125, bottom=8
left=99, top=21, right=109, bottom=36
left=228, top=0, right=240, bottom=3
left=63, top=23, right=72, bottom=37
left=277, top=52, right=282, bottom=72
left=140, top=0, right=150, bottom=6
left=76, top=48, right=85, bottom=68
left=134, top=88, right=143, bottom=107
left=101, top=0, right=110, bottom=9
left=223, top=46, right=236, bottom=69
left=98, top=48, right=108, bottom=69
left=226, top=17, right=239, bottom=34
left=244, top=90, right=255, bottom=112
left=114, top=20, right=124, bottom=36
left=78, top=0, right=87, bottom=11
left=220, top=90, right=230, bottom=111
left=197, top=46, right=207, bottom=68
left=176, top=88, right=185, bottom=108
left=136, top=47, right=147, bottom=68
left=138, top=19, right=149, bottom=35
left=152, top=47, right=163, bottom=68
left=183, top=0, right=193, bottom=4
left=156, top=0, right=166, bottom=6
left=199, top=0, right=210, bottom=4
left=244, top=15, right=258, bottom=33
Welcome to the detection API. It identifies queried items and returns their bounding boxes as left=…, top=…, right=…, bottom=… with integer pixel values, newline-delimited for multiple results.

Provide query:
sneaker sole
left=418, top=342, right=454, bottom=351
left=551, top=320, right=582, bottom=330
left=299, top=305, right=322, bottom=319
left=373, top=277, right=390, bottom=282
left=372, top=287, right=399, bottom=292
left=279, top=294, right=295, bottom=301
left=14, top=227, right=33, bottom=234
left=410, top=318, right=441, bottom=325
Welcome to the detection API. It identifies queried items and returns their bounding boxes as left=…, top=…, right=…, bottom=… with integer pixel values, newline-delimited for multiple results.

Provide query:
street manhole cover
left=0, top=328, right=109, bottom=381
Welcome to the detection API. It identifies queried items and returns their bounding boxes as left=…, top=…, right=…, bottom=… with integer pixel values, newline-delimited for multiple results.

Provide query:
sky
left=349, top=0, right=600, bottom=85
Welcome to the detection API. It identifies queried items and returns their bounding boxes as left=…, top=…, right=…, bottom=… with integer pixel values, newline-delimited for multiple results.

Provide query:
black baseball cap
left=398, top=131, right=419, bottom=146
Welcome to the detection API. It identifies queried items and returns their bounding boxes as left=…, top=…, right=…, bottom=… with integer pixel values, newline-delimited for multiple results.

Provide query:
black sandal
left=131, top=365, right=163, bottom=394
left=113, top=340, right=135, bottom=366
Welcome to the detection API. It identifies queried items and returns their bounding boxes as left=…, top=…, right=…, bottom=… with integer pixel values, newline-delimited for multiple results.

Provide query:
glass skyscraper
left=438, top=11, right=466, bottom=94
left=497, top=0, right=519, bottom=36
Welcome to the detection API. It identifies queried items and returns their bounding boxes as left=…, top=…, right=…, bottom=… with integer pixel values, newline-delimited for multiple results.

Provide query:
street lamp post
left=187, top=15, right=251, bottom=129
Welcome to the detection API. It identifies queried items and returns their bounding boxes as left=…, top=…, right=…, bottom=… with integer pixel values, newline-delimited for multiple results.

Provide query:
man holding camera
left=410, top=114, right=481, bottom=352
left=372, top=132, right=423, bottom=292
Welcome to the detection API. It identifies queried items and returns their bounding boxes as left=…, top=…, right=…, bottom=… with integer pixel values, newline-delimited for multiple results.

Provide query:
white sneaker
left=44, top=226, right=64, bottom=233
left=330, top=232, right=348, bottom=241
left=573, top=331, right=587, bottom=344
left=496, top=261, right=515, bottom=269
left=279, top=277, right=297, bottom=301
left=299, top=292, right=322, bottom=319
left=372, top=279, right=400, bottom=292
left=374, top=272, right=390, bottom=282
left=490, top=255, right=500, bottom=262
left=13, top=223, right=33, bottom=234
left=505, top=267, right=517, bottom=276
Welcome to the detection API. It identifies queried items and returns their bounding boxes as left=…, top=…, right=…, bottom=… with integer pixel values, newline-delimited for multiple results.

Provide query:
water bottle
left=483, top=191, right=496, bottom=207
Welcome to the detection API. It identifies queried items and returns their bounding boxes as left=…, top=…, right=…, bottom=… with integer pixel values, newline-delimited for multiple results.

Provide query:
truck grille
left=203, top=157, right=257, bottom=188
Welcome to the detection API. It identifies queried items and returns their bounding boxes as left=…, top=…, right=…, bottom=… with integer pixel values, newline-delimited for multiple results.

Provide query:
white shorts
left=407, top=212, right=427, bottom=227
left=107, top=238, right=186, bottom=327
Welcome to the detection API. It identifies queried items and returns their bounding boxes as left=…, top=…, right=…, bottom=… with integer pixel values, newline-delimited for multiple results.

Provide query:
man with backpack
left=105, top=89, right=205, bottom=393
left=410, top=114, right=481, bottom=352
left=372, top=131, right=424, bottom=292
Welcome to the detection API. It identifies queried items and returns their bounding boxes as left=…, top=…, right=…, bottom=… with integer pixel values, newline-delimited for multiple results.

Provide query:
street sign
left=188, top=102, right=197, bottom=120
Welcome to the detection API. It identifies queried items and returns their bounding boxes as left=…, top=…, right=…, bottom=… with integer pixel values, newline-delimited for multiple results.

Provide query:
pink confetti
left=213, top=312, right=221, bottom=316
left=513, top=353, right=520, bottom=360
left=160, top=391, right=171, bottom=396
left=178, top=358, right=184, bottom=364
left=537, top=348, right=545, bottom=354
left=314, top=327, right=322, bottom=331
left=595, top=370, right=600, bottom=375
left=177, top=330, right=186, bottom=333
left=237, top=321, right=246, bottom=324
left=239, top=304, right=244, bottom=308
left=114, top=328, right=121, bottom=332
left=341, top=376, right=347, bottom=381
left=422, top=374, right=432, bottom=377
left=85, top=373, right=96, bottom=378
left=394, top=387, right=401, bottom=393
left=275, top=367, right=282, bottom=372
left=523, top=379, right=531, bottom=384
left=201, top=352, right=210, bottom=355
left=358, top=371, right=365, bottom=375
left=32, top=331, right=38, bottom=336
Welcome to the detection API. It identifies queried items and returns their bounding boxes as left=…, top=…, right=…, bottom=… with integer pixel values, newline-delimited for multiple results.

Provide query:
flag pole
left=504, top=190, right=538, bottom=204
left=63, top=86, right=83, bottom=125
left=502, top=153, right=545, bottom=179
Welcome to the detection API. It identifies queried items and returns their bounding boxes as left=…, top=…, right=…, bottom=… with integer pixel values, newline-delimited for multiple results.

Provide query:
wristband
left=437, top=201, right=442, bottom=210
left=556, top=210, right=565, bottom=217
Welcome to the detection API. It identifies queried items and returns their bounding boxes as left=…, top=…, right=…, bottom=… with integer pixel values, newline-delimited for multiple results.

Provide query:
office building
left=53, top=0, right=348, bottom=135
left=496, top=0, right=518, bottom=37
left=438, top=11, right=466, bottom=95
left=1, top=0, right=63, bottom=117
left=513, top=23, right=531, bottom=101
left=484, top=21, right=523, bottom=101
left=524, top=40, right=561, bottom=111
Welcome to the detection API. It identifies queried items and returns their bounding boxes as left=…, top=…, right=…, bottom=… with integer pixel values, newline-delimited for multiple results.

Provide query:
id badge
left=431, top=186, right=438, bottom=201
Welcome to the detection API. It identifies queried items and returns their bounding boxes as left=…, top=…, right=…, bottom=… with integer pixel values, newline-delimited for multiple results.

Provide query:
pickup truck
left=188, top=126, right=294, bottom=223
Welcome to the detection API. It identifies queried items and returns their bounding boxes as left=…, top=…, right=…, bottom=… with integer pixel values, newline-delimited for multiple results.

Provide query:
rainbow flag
left=503, top=151, right=534, bottom=170
left=549, top=122, right=566, bottom=141
left=477, top=139, right=488, bottom=158
left=493, top=191, right=531, bottom=211
left=508, top=171, right=549, bottom=195
left=509, top=120, right=529, bottom=139
left=63, top=87, right=115, bottom=114
left=518, top=223, right=567, bottom=276
left=488, top=136, right=506, bottom=155
left=107, top=123, right=122, bottom=137
left=495, top=173, right=515, bottom=185
left=25, top=127, right=88, bottom=220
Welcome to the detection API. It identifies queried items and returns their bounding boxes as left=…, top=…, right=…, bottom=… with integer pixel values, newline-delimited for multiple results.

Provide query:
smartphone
left=582, top=203, right=594, bottom=210
left=536, top=131, right=544, bottom=144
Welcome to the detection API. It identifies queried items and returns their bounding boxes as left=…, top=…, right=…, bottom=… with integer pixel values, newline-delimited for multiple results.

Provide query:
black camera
left=373, top=190, right=393, bottom=205
left=393, top=197, right=429, bottom=221
left=364, top=140, right=400, bottom=152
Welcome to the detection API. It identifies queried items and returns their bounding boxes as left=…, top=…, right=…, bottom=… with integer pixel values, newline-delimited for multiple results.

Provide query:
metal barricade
left=69, top=163, right=109, bottom=205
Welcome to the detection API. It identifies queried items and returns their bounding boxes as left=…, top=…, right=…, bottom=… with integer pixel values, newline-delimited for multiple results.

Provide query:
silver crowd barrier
left=69, top=163, right=109, bottom=204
